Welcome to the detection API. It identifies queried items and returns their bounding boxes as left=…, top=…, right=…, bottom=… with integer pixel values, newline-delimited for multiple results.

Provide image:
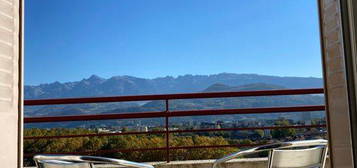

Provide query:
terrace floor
left=24, top=158, right=331, bottom=168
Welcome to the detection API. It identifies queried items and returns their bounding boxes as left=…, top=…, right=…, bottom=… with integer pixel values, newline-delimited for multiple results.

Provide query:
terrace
left=23, top=88, right=326, bottom=167
left=0, top=0, right=356, bottom=167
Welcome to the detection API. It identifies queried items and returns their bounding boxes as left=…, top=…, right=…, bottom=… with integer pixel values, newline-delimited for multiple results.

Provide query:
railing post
left=165, top=99, right=170, bottom=162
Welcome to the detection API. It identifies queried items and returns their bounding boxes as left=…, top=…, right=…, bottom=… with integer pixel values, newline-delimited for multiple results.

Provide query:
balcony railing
left=23, top=88, right=326, bottom=162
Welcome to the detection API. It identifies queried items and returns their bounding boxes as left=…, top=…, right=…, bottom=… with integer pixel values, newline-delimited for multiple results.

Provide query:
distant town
left=83, top=117, right=327, bottom=141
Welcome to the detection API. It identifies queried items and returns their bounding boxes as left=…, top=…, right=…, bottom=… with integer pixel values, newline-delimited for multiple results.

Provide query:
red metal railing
left=24, top=88, right=326, bottom=162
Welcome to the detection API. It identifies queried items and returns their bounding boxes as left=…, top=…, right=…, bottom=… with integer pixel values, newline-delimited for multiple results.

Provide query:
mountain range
left=24, top=73, right=325, bottom=128
left=25, top=73, right=323, bottom=99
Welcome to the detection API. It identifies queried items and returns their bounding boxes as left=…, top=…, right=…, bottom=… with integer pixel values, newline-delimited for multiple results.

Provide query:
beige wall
left=320, top=0, right=355, bottom=167
left=0, top=0, right=21, bottom=167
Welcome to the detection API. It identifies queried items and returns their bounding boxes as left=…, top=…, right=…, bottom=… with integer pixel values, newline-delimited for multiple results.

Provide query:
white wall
left=0, top=0, right=21, bottom=167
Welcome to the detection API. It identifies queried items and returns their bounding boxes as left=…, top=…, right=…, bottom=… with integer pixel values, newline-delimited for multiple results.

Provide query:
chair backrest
left=33, top=155, right=155, bottom=168
left=268, top=145, right=328, bottom=168
left=212, top=139, right=328, bottom=168
left=36, top=160, right=92, bottom=168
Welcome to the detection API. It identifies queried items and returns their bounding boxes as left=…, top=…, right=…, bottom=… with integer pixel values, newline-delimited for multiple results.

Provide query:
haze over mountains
left=25, top=73, right=323, bottom=99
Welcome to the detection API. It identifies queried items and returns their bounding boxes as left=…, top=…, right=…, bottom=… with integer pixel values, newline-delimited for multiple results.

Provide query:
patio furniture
left=33, top=154, right=155, bottom=168
left=213, top=139, right=328, bottom=168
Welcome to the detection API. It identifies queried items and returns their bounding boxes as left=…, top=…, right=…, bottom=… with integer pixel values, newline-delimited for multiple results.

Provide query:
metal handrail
left=24, top=124, right=326, bottom=140
left=24, top=105, right=325, bottom=123
left=24, top=88, right=326, bottom=163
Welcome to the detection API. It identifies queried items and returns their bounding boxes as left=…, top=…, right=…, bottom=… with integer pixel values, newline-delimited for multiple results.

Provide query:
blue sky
left=25, top=0, right=322, bottom=85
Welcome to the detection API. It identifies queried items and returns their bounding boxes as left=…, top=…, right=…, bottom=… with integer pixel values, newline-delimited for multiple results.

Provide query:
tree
left=24, top=128, right=237, bottom=166
left=253, top=129, right=264, bottom=138
left=121, top=127, right=129, bottom=132
left=271, top=118, right=296, bottom=139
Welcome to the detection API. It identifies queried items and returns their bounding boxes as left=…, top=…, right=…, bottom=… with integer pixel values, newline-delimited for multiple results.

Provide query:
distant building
left=200, top=122, right=216, bottom=129
left=139, top=126, right=148, bottom=132
left=302, top=112, right=312, bottom=125
left=264, top=129, right=271, bottom=137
